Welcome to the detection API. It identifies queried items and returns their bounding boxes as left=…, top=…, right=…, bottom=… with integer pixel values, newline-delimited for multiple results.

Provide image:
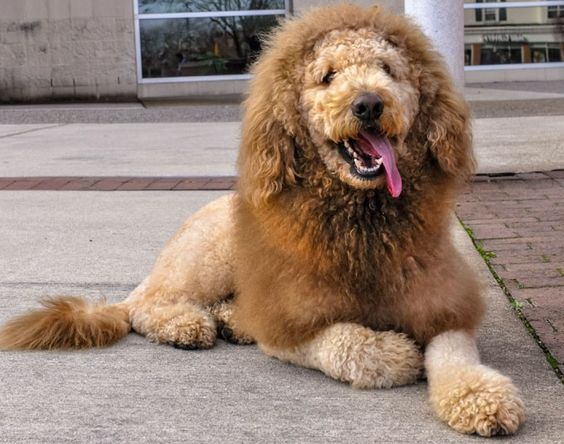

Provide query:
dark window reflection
left=480, top=44, right=522, bottom=64
left=139, top=0, right=285, bottom=14
left=140, top=16, right=281, bottom=78
left=531, top=43, right=563, bottom=63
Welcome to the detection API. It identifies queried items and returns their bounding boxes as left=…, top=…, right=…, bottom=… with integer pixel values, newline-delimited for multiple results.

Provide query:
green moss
left=457, top=216, right=564, bottom=384
left=546, top=353, right=560, bottom=371
left=459, top=220, right=497, bottom=263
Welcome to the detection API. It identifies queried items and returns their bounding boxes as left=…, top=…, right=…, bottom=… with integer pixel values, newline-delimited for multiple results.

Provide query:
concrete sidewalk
left=464, top=80, right=564, bottom=102
left=0, top=123, right=240, bottom=177
left=1, top=117, right=563, bottom=177
left=1, top=191, right=563, bottom=443
left=1, top=85, right=563, bottom=441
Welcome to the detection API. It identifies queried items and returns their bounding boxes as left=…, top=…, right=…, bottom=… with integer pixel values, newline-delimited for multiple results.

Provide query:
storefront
left=465, top=28, right=563, bottom=65
left=464, top=1, right=564, bottom=67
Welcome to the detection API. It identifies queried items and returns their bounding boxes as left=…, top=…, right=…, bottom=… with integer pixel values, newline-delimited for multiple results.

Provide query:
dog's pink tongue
left=359, top=130, right=402, bottom=198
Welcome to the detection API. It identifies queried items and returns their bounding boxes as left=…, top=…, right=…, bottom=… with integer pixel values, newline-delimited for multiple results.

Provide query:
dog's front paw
left=318, top=324, right=423, bottom=389
left=208, top=300, right=254, bottom=345
left=148, top=310, right=217, bottom=350
left=430, top=365, right=524, bottom=437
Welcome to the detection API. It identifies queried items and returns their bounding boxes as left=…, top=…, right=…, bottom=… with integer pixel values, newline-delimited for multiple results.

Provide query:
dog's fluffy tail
left=0, top=296, right=130, bottom=350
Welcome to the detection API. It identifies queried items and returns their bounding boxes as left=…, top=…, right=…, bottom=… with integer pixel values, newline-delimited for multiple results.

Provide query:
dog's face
left=301, top=28, right=421, bottom=196
left=239, top=5, right=472, bottom=207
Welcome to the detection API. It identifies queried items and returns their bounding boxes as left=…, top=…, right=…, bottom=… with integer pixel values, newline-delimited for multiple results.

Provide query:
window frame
left=484, top=7, right=498, bottom=21
left=547, top=3, right=564, bottom=18
left=133, top=0, right=291, bottom=83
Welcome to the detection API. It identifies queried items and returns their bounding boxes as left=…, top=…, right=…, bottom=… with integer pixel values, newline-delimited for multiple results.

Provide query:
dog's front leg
left=260, top=322, right=422, bottom=389
left=425, top=330, right=525, bottom=436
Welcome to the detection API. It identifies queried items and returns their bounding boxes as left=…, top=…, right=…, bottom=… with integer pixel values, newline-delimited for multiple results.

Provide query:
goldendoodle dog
left=0, top=4, right=524, bottom=437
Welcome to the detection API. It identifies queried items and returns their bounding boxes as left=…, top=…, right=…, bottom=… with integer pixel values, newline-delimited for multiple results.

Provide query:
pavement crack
left=0, top=124, right=65, bottom=139
left=0, top=281, right=136, bottom=291
left=547, top=319, right=559, bottom=333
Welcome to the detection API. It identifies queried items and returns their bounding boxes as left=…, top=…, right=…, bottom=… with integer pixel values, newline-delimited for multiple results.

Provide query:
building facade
left=464, top=0, right=564, bottom=81
left=465, top=0, right=563, bottom=65
left=0, top=0, right=561, bottom=103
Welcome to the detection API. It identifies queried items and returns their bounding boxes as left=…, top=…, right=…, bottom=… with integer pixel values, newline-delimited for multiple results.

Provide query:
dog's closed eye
left=322, top=71, right=337, bottom=84
left=381, top=63, right=392, bottom=77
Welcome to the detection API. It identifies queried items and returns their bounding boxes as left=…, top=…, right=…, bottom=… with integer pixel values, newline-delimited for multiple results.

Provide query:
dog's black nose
left=351, top=93, right=384, bottom=123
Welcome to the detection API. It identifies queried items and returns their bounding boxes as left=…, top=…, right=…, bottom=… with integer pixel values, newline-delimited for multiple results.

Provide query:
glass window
left=135, top=0, right=288, bottom=81
left=475, top=0, right=483, bottom=21
left=548, top=44, right=562, bottom=62
left=530, top=43, right=563, bottom=63
left=139, top=0, right=286, bottom=14
left=465, top=45, right=472, bottom=65
left=480, top=43, right=522, bottom=65
left=484, top=8, right=497, bottom=21
left=531, top=46, right=548, bottom=63
left=140, top=15, right=281, bottom=78
left=547, top=5, right=564, bottom=18
left=499, top=0, right=507, bottom=21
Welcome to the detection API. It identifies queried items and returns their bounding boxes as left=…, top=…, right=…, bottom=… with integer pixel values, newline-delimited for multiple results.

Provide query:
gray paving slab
left=0, top=103, right=242, bottom=124
left=466, top=80, right=564, bottom=95
left=0, top=124, right=60, bottom=138
left=1, top=117, right=563, bottom=177
left=0, top=191, right=562, bottom=443
left=473, top=116, right=564, bottom=174
left=0, top=123, right=239, bottom=177
left=464, top=86, right=564, bottom=102
left=470, top=98, right=564, bottom=119
left=0, top=191, right=226, bottom=285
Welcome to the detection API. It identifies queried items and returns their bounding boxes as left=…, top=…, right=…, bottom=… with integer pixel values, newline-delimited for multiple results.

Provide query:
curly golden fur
left=0, top=4, right=523, bottom=437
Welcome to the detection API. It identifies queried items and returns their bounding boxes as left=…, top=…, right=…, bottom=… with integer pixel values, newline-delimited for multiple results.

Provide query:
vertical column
left=405, top=0, right=465, bottom=88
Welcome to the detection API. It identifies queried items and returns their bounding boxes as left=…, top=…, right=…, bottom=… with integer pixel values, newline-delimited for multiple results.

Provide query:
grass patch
left=458, top=216, right=564, bottom=384
left=460, top=221, right=497, bottom=263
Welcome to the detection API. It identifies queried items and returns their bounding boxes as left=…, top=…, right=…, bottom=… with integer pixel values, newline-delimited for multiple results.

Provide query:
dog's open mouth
left=337, top=130, right=402, bottom=197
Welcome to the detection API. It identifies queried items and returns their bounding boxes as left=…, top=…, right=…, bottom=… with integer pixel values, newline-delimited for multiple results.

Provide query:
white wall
left=0, top=0, right=137, bottom=102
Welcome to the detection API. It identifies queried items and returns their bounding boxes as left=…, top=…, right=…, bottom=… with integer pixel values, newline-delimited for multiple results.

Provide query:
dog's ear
left=237, top=51, right=301, bottom=207
left=417, top=67, right=475, bottom=181
left=426, top=87, right=475, bottom=179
